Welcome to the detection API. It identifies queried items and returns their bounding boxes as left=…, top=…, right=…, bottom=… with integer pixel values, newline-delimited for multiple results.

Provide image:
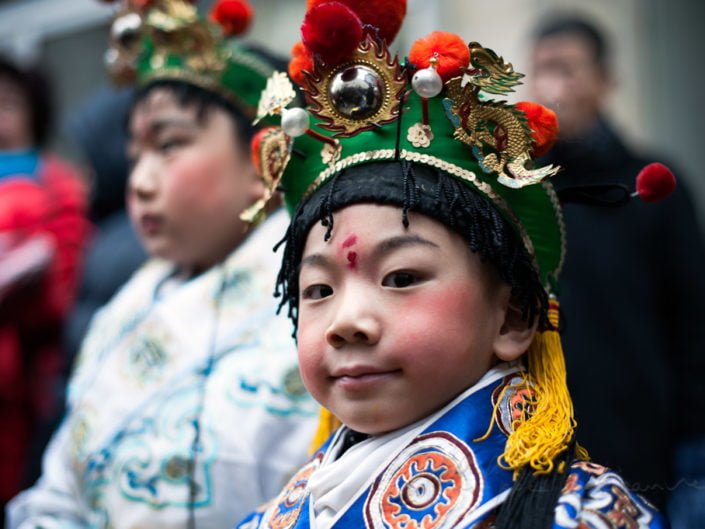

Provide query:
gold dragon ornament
left=447, top=42, right=559, bottom=188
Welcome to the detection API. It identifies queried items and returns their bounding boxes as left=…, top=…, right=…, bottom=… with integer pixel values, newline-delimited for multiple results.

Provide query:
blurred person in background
left=6, top=1, right=317, bottom=529
left=62, top=86, right=146, bottom=365
left=528, top=13, right=705, bottom=523
left=0, top=54, right=90, bottom=524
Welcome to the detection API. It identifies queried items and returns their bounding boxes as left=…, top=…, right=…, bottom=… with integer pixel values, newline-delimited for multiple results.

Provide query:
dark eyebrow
left=298, top=234, right=439, bottom=274
left=299, top=253, right=330, bottom=272
left=128, top=117, right=199, bottom=143
left=372, top=234, right=440, bottom=260
left=148, top=118, right=199, bottom=135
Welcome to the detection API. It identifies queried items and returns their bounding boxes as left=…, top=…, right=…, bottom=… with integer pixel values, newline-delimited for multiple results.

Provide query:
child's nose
left=325, top=292, right=381, bottom=348
left=128, top=155, right=159, bottom=200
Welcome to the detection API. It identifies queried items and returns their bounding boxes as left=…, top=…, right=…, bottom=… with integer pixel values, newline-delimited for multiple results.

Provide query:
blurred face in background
left=127, top=87, right=264, bottom=274
left=529, top=33, right=611, bottom=141
left=0, top=76, right=32, bottom=150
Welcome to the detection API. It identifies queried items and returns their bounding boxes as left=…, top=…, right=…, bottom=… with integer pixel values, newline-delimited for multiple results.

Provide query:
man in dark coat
left=528, top=14, right=705, bottom=517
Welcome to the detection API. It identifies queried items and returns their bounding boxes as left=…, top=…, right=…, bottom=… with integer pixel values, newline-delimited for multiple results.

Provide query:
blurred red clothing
left=0, top=155, right=90, bottom=501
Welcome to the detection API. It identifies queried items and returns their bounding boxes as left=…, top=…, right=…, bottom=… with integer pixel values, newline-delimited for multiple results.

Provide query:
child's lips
left=139, top=213, right=163, bottom=234
left=331, top=366, right=401, bottom=390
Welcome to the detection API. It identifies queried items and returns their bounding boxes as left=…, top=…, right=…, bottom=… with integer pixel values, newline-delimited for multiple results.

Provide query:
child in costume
left=236, top=1, right=672, bottom=528
left=7, top=2, right=317, bottom=529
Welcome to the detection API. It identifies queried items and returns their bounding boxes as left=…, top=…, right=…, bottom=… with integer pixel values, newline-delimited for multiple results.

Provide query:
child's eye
left=301, top=284, right=334, bottom=300
left=158, top=140, right=183, bottom=154
left=158, top=137, right=188, bottom=154
left=382, top=271, right=420, bottom=288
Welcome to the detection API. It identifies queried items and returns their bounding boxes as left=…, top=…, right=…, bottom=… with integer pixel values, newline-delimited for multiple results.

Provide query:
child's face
left=297, top=203, right=524, bottom=435
left=0, top=77, right=32, bottom=150
left=127, top=88, right=263, bottom=272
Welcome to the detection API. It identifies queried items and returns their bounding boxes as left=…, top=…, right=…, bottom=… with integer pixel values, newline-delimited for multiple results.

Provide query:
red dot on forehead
left=342, top=234, right=357, bottom=248
left=347, top=251, right=358, bottom=269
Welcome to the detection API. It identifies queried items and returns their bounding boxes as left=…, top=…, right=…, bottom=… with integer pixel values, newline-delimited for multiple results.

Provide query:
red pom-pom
left=302, top=2, right=363, bottom=65
left=307, top=0, right=406, bottom=44
left=636, top=163, right=676, bottom=202
left=516, top=101, right=559, bottom=158
left=210, top=0, right=254, bottom=37
left=126, top=0, right=155, bottom=8
left=289, top=41, right=314, bottom=87
left=250, top=126, right=275, bottom=176
left=409, top=31, right=469, bottom=82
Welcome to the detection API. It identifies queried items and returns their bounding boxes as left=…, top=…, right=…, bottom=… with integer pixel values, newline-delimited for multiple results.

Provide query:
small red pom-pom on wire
left=515, top=102, right=559, bottom=158
left=306, top=0, right=407, bottom=45
left=633, top=163, right=676, bottom=202
left=210, top=0, right=254, bottom=37
left=250, top=126, right=276, bottom=176
left=409, top=31, right=469, bottom=82
left=301, top=2, right=363, bottom=66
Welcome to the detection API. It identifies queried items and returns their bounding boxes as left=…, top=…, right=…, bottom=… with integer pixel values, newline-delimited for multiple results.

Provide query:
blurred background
left=0, top=0, right=703, bottom=228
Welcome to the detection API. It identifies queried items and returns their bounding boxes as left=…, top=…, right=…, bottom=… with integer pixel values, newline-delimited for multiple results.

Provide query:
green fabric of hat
left=278, top=90, right=565, bottom=288
left=254, top=34, right=565, bottom=289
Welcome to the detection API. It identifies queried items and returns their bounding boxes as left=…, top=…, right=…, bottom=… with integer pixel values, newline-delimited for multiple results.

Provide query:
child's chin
left=342, top=414, right=412, bottom=437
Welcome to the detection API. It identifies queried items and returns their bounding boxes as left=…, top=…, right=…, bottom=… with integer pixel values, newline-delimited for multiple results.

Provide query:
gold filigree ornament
left=240, top=128, right=292, bottom=224
left=407, top=123, right=434, bottom=148
left=446, top=68, right=559, bottom=189
left=321, top=141, right=342, bottom=165
left=255, top=71, right=298, bottom=124
left=146, top=2, right=221, bottom=74
left=304, top=35, right=407, bottom=137
left=146, top=1, right=198, bottom=32
left=464, top=41, right=523, bottom=95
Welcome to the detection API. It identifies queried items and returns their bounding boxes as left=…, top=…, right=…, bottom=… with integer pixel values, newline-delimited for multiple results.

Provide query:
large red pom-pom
left=301, top=2, right=363, bottom=65
left=307, top=0, right=406, bottom=44
left=516, top=101, right=559, bottom=158
left=409, top=31, right=469, bottom=82
left=289, top=41, right=314, bottom=87
left=636, top=163, right=676, bottom=202
left=210, top=0, right=254, bottom=37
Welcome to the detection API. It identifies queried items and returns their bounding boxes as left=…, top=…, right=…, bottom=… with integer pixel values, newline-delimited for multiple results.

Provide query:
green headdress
left=251, top=7, right=565, bottom=290
left=104, top=0, right=272, bottom=118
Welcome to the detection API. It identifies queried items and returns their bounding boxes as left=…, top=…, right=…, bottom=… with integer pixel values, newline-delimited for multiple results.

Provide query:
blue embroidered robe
left=238, top=365, right=668, bottom=529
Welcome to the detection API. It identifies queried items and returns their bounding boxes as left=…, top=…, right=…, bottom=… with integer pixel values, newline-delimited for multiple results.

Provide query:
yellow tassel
left=309, top=407, right=342, bottom=454
left=500, top=298, right=588, bottom=477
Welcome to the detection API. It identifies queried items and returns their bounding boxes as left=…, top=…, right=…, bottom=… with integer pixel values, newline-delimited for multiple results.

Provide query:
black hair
left=275, top=161, right=548, bottom=336
left=533, top=14, right=610, bottom=74
left=131, top=79, right=255, bottom=150
left=0, top=54, right=53, bottom=148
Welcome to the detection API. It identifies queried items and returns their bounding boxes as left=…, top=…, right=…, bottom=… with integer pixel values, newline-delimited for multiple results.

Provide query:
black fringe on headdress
left=274, top=161, right=548, bottom=335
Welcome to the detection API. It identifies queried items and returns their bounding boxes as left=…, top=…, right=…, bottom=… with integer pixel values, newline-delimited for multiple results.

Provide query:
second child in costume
left=237, top=1, right=671, bottom=528
left=7, top=2, right=317, bottom=529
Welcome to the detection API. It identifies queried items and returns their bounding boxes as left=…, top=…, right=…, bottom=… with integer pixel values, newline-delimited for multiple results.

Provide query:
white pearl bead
left=281, top=107, right=310, bottom=137
left=411, top=67, right=443, bottom=98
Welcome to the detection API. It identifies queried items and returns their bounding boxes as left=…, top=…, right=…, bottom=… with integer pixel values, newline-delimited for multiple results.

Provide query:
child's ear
left=493, top=302, right=537, bottom=362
